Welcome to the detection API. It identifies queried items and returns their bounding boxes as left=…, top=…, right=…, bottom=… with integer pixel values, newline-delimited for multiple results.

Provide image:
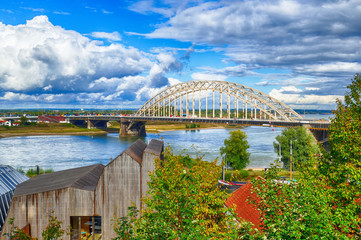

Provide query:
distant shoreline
left=0, top=130, right=108, bottom=139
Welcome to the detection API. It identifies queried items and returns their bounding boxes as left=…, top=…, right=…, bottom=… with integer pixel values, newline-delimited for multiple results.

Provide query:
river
left=0, top=114, right=332, bottom=171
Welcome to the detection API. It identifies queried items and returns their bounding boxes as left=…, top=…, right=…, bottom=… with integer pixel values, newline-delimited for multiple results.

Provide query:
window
left=70, top=216, right=101, bottom=240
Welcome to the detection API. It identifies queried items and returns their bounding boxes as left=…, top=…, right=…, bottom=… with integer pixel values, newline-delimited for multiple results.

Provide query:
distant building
left=2, top=139, right=164, bottom=239
left=0, top=120, right=11, bottom=127
left=0, top=166, right=29, bottom=232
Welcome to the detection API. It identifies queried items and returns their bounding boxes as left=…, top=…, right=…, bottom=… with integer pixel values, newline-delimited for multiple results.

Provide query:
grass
left=0, top=123, right=105, bottom=138
left=17, top=167, right=54, bottom=178
left=222, top=168, right=300, bottom=181
left=145, top=121, right=232, bottom=133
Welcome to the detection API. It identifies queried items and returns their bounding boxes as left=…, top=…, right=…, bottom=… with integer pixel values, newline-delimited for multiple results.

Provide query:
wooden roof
left=14, top=164, right=105, bottom=197
left=144, top=139, right=164, bottom=156
left=124, top=139, right=148, bottom=165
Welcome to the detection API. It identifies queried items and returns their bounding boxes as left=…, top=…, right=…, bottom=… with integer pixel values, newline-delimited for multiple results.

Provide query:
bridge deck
left=66, top=115, right=330, bottom=130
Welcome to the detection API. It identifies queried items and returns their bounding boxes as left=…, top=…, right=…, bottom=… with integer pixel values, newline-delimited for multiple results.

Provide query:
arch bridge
left=135, top=80, right=303, bottom=121
left=67, top=80, right=329, bottom=144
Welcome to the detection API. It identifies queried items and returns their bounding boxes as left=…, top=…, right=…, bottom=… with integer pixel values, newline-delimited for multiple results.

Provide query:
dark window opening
left=70, top=216, right=101, bottom=240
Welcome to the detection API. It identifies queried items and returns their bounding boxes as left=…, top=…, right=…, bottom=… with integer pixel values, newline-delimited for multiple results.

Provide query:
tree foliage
left=3, top=218, right=34, bottom=240
left=3, top=212, right=68, bottom=240
left=220, top=129, right=250, bottom=170
left=20, top=115, right=28, bottom=126
left=246, top=74, right=361, bottom=239
left=327, top=73, right=361, bottom=183
left=112, top=149, right=240, bottom=239
left=249, top=162, right=360, bottom=239
left=273, top=126, right=320, bottom=170
left=42, top=211, right=67, bottom=240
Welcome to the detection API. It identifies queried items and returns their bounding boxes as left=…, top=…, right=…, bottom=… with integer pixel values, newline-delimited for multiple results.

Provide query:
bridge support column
left=120, top=120, right=146, bottom=137
left=87, top=119, right=93, bottom=129
left=69, top=120, right=87, bottom=128
left=199, top=91, right=201, bottom=117
left=308, top=127, right=329, bottom=151
left=212, top=90, right=215, bottom=118
left=87, top=120, right=107, bottom=129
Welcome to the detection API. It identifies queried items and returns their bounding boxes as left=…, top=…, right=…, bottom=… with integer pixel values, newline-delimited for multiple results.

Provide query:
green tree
left=248, top=162, right=360, bottom=239
left=220, top=129, right=250, bottom=170
left=3, top=218, right=34, bottom=240
left=273, top=126, right=319, bottom=170
left=112, top=149, right=240, bottom=239
left=327, top=73, right=361, bottom=183
left=42, top=211, right=67, bottom=240
left=243, top=75, right=361, bottom=239
left=20, top=115, right=28, bottom=126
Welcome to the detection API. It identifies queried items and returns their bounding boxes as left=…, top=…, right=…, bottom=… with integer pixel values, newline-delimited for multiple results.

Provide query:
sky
left=0, top=0, right=360, bottom=110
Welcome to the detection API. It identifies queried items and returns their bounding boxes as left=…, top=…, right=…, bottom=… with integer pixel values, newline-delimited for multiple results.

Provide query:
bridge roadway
left=1, top=116, right=38, bottom=121
left=66, top=115, right=330, bottom=130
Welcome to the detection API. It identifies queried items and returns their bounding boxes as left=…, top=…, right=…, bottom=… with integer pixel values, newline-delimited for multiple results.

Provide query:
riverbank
left=0, top=121, right=239, bottom=139
left=0, top=124, right=107, bottom=139
left=145, top=121, right=234, bottom=133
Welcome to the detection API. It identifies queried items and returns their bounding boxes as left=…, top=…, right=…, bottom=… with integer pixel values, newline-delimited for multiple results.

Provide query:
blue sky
left=0, top=0, right=360, bottom=110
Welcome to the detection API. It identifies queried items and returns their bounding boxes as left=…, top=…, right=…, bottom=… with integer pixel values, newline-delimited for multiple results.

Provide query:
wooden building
left=2, top=139, right=164, bottom=239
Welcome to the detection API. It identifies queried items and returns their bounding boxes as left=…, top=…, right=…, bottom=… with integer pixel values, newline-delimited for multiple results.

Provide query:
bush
left=224, top=170, right=250, bottom=181
left=26, top=167, right=54, bottom=177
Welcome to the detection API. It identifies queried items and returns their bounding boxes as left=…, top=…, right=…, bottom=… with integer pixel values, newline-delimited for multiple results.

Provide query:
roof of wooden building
left=225, top=182, right=261, bottom=229
left=144, top=139, right=164, bottom=157
left=14, top=164, right=105, bottom=197
left=124, top=139, right=148, bottom=165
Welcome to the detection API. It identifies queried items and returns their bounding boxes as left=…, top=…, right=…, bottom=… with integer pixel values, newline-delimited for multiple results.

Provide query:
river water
left=0, top=114, right=332, bottom=171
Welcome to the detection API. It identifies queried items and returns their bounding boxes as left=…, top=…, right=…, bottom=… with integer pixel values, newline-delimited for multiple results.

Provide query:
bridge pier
left=87, top=119, right=107, bottom=129
left=69, top=120, right=87, bottom=128
left=309, top=128, right=329, bottom=151
left=120, top=120, right=146, bottom=137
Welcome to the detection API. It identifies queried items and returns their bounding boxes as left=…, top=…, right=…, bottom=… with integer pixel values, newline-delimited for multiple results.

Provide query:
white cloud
left=0, top=15, right=185, bottom=107
left=53, top=11, right=70, bottom=15
left=1, top=92, right=38, bottom=101
left=21, top=7, right=45, bottom=13
left=91, top=31, right=121, bottom=41
left=279, top=86, right=303, bottom=93
left=269, top=87, right=343, bottom=107
left=191, top=72, right=227, bottom=81
left=43, top=85, right=52, bottom=91
left=305, top=87, right=320, bottom=91
left=0, top=16, right=153, bottom=93
left=142, top=0, right=361, bottom=85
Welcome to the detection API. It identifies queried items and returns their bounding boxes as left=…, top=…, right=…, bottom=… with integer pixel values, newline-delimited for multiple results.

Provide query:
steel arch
left=135, top=80, right=303, bottom=121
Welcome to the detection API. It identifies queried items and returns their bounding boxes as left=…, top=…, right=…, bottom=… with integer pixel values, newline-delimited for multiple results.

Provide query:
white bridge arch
left=135, top=80, right=303, bottom=121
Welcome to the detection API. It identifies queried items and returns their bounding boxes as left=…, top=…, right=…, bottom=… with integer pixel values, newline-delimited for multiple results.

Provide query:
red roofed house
left=225, top=182, right=262, bottom=229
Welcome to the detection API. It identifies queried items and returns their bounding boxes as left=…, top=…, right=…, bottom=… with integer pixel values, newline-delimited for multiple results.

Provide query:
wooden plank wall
left=1, top=188, right=94, bottom=240
left=95, top=153, right=141, bottom=240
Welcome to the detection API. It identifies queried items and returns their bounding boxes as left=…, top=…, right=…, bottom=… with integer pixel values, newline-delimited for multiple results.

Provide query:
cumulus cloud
left=142, top=0, right=361, bottom=100
left=191, top=72, right=227, bottom=81
left=91, top=31, right=121, bottom=41
left=0, top=16, right=182, bottom=107
left=128, top=0, right=202, bottom=17
left=269, top=86, right=344, bottom=109
left=0, top=16, right=151, bottom=92
left=197, top=65, right=256, bottom=78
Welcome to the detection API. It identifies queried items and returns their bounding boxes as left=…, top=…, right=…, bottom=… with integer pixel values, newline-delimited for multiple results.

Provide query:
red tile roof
left=225, top=182, right=261, bottom=229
